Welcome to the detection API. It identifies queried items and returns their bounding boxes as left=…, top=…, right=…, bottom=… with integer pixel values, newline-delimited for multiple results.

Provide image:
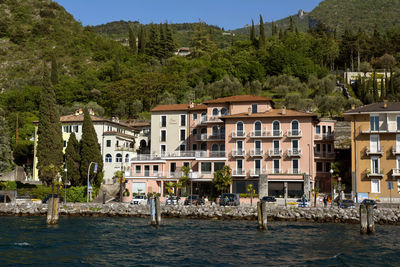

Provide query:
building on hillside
left=126, top=95, right=335, bottom=201
left=175, top=47, right=191, bottom=56
left=128, top=120, right=151, bottom=154
left=344, top=102, right=400, bottom=203
left=33, top=109, right=149, bottom=184
left=345, top=71, right=390, bottom=86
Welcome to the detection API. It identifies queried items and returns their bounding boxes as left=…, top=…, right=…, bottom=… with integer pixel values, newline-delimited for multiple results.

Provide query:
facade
left=344, top=102, right=400, bottom=203
left=33, top=109, right=149, bottom=184
left=127, top=95, right=335, bottom=201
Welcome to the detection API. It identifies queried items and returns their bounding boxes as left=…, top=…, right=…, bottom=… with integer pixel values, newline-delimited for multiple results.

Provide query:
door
left=370, top=135, right=379, bottom=153
left=255, top=140, right=261, bottom=154
left=273, top=140, right=280, bottom=155
left=255, top=159, right=261, bottom=175
left=237, top=159, right=243, bottom=174
left=396, top=135, right=400, bottom=152
left=273, top=159, right=280, bottom=173
left=237, top=141, right=243, bottom=156
left=254, top=121, right=261, bottom=136
left=371, top=158, right=379, bottom=174
left=292, top=140, right=299, bottom=154
left=292, top=159, right=299, bottom=174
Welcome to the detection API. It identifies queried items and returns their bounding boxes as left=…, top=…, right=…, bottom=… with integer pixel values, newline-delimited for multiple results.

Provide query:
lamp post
left=64, top=167, right=67, bottom=205
left=329, top=169, right=334, bottom=208
left=87, top=162, right=97, bottom=203
left=189, top=169, right=193, bottom=206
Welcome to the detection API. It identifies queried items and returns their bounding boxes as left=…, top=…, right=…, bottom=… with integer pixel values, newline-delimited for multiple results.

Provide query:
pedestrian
left=323, top=196, right=327, bottom=208
left=302, top=194, right=306, bottom=207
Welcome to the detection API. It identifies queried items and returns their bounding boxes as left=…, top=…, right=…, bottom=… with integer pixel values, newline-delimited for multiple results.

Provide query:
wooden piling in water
left=155, top=196, right=161, bottom=226
left=366, top=204, right=375, bottom=234
left=46, top=196, right=59, bottom=225
left=360, top=204, right=367, bottom=234
left=257, top=201, right=267, bottom=230
left=150, top=197, right=156, bottom=226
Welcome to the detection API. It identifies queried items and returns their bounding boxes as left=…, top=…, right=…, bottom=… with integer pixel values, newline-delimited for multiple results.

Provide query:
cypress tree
left=279, top=28, right=283, bottom=39
left=271, top=21, right=277, bottom=36
left=138, top=24, right=146, bottom=54
left=288, top=16, right=294, bottom=32
left=259, top=15, right=266, bottom=50
left=111, top=56, right=121, bottom=81
left=0, top=108, right=12, bottom=173
left=250, top=19, right=256, bottom=45
left=80, top=108, right=103, bottom=188
left=146, top=24, right=161, bottom=58
left=164, top=22, right=175, bottom=57
left=37, top=66, right=63, bottom=185
left=159, top=23, right=167, bottom=59
left=64, top=132, right=81, bottom=186
left=50, top=55, right=58, bottom=85
left=128, top=24, right=137, bottom=54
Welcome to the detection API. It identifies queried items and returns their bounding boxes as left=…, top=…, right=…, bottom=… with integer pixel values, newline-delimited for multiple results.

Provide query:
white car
left=130, top=195, right=147, bottom=205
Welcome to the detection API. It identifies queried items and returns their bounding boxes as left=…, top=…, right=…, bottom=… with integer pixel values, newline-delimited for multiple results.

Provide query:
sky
left=55, top=0, right=324, bottom=30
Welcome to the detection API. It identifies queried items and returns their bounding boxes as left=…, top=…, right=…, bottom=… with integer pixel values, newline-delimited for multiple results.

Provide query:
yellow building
left=344, top=102, right=400, bottom=203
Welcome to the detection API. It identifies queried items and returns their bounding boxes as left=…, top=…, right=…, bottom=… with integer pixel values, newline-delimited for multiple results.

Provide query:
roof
left=221, top=109, right=316, bottom=119
left=343, top=102, right=400, bottom=115
left=127, top=121, right=151, bottom=127
left=202, top=95, right=273, bottom=104
left=59, top=114, right=130, bottom=128
left=151, top=103, right=207, bottom=112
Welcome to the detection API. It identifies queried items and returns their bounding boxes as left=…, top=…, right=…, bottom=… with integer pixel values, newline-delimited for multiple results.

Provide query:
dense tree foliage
left=0, top=108, right=13, bottom=173
left=64, top=132, right=81, bottom=186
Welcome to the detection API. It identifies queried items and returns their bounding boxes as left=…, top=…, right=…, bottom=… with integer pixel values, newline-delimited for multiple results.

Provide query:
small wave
left=14, top=242, right=30, bottom=247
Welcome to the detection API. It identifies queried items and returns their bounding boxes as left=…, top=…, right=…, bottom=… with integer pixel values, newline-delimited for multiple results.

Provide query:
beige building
left=344, top=102, right=400, bottom=203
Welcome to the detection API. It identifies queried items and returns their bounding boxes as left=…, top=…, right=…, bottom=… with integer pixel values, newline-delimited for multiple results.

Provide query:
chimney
left=74, top=109, right=80, bottom=116
left=79, top=108, right=83, bottom=115
left=112, top=117, right=119, bottom=123
left=189, top=101, right=194, bottom=108
left=383, top=100, right=388, bottom=109
left=351, top=104, right=355, bottom=110
left=248, top=107, right=252, bottom=116
left=281, top=106, right=286, bottom=115
left=88, top=108, right=95, bottom=115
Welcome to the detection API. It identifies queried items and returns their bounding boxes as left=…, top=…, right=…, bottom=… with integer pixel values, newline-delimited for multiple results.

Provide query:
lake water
left=0, top=216, right=398, bottom=266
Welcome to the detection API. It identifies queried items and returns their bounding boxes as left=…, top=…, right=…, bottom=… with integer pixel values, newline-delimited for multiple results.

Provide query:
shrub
left=239, top=193, right=258, bottom=198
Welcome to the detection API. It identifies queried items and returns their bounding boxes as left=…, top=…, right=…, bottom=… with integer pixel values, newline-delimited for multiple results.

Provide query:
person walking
left=323, top=196, right=327, bottom=208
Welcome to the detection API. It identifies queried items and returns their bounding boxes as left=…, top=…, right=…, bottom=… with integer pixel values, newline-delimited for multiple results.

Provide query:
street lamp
left=87, top=162, right=98, bottom=203
left=189, top=169, right=193, bottom=206
left=64, top=167, right=67, bottom=205
left=329, top=168, right=334, bottom=208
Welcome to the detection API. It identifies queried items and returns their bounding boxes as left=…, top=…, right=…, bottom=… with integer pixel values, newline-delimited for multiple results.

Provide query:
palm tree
left=246, top=184, right=255, bottom=206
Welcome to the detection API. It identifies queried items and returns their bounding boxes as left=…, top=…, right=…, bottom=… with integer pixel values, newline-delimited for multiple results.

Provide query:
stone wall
left=0, top=203, right=399, bottom=225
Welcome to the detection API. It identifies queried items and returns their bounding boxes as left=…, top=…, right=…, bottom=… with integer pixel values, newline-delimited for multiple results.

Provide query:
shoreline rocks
left=0, top=203, right=399, bottom=225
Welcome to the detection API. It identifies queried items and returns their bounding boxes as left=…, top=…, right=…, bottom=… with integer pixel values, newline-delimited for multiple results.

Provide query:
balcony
left=196, top=133, right=208, bottom=141
left=207, top=134, right=225, bottom=141
left=314, top=151, right=335, bottom=159
left=115, top=146, right=135, bottom=152
left=365, top=146, right=384, bottom=156
left=287, top=148, right=302, bottom=157
left=268, top=149, right=283, bottom=157
left=392, top=146, right=400, bottom=156
left=271, top=168, right=283, bottom=174
left=288, top=168, right=302, bottom=175
left=206, top=116, right=224, bottom=123
left=366, top=168, right=384, bottom=178
left=208, top=151, right=226, bottom=158
left=392, top=168, right=400, bottom=177
left=231, top=131, right=246, bottom=138
left=249, top=149, right=264, bottom=157
left=286, top=129, right=302, bottom=138
left=168, top=172, right=185, bottom=178
left=232, top=169, right=247, bottom=176
left=250, top=169, right=267, bottom=176
left=232, top=149, right=246, bottom=157
left=314, top=133, right=334, bottom=140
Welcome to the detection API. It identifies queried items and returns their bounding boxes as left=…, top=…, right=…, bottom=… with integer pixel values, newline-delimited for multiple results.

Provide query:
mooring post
left=261, top=201, right=268, bottom=230
left=46, top=196, right=59, bottom=225
left=366, top=204, right=375, bottom=234
left=360, top=204, right=367, bottom=234
left=257, top=201, right=267, bottom=230
left=150, top=197, right=156, bottom=226
left=257, top=201, right=262, bottom=230
left=155, top=196, right=161, bottom=226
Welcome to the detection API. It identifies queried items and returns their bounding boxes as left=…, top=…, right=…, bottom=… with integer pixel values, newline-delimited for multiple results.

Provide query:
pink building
left=126, top=95, right=335, bottom=201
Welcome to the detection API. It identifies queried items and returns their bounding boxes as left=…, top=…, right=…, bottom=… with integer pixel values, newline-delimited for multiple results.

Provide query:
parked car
left=297, top=198, right=311, bottom=208
left=166, top=196, right=179, bottom=205
left=130, top=195, right=147, bottom=205
left=0, top=194, right=11, bottom=203
left=341, top=199, right=355, bottom=209
left=42, top=194, right=63, bottom=204
left=219, top=193, right=240, bottom=206
left=260, top=196, right=276, bottom=203
left=184, top=195, right=204, bottom=205
left=361, top=199, right=377, bottom=209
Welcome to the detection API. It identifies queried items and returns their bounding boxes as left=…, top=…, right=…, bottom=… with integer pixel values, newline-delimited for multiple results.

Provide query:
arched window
left=125, top=154, right=130, bottom=163
left=200, top=142, right=207, bottom=151
left=211, top=144, right=219, bottom=151
left=212, top=108, right=219, bottom=116
left=236, top=121, right=244, bottom=137
left=105, top=154, right=112, bottom=163
left=254, top=121, right=262, bottom=137
left=221, top=107, right=227, bottom=116
left=220, top=144, right=225, bottom=152
left=116, top=153, right=122, bottom=163
left=291, top=120, right=299, bottom=136
left=220, top=125, right=225, bottom=138
left=212, top=126, right=219, bottom=136
left=273, top=121, right=280, bottom=136
left=201, top=128, right=207, bottom=134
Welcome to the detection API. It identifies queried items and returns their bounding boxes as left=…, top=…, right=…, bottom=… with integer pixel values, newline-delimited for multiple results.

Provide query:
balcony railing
left=392, top=168, right=400, bottom=177
left=288, top=168, right=302, bottom=174
left=365, top=146, right=384, bottom=156
left=249, top=149, right=264, bottom=157
left=208, top=134, right=225, bottom=140
left=231, top=131, right=246, bottom=138
left=206, top=116, right=224, bottom=123
left=287, top=129, right=302, bottom=137
left=314, top=133, right=334, bottom=140
left=271, top=168, right=283, bottom=174
left=366, top=168, right=384, bottom=177
left=232, top=169, right=246, bottom=176
left=287, top=148, right=302, bottom=157
left=268, top=148, right=282, bottom=157
left=208, top=151, right=226, bottom=158
left=314, top=151, right=335, bottom=158
left=132, top=150, right=228, bottom=161
left=232, top=149, right=246, bottom=157
left=196, top=133, right=208, bottom=141
left=392, top=147, right=400, bottom=156
left=115, top=146, right=135, bottom=152
left=250, top=169, right=267, bottom=176
left=200, top=116, right=208, bottom=124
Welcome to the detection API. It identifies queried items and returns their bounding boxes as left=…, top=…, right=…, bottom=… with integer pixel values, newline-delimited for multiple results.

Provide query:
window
left=63, top=140, right=67, bottom=148
left=144, top=165, right=150, bottom=176
left=201, top=112, right=207, bottom=121
left=255, top=140, right=261, bottom=151
left=107, top=125, right=113, bottom=132
left=183, top=162, right=190, bottom=167
left=161, top=130, right=166, bottom=142
left=252, top=104, right=258, bottom=114
left=63, top=125, right=71, bottom=133
left=316, top=144, right=321, bottom=153
left=273, top=121, right=280, bottom=136
left=370, top=135, right=379, bottom=153
left=370, top=115, right=379, bottom=131
left=254, top=121, right=262, bottom=136
left=236, top=121, right=244, bottom=135
left=292, top=139, right=299, bottom=150
left=72, top=125, right=79, bottom=133
left=398, top=179, right=400, bottom=193
left=116, top=140, right=119, bottom=147
left=316, top=125, right=321, bottom=134
left=327, top=144, right=332, bottom=153
left=153, top=165, right=159, bottom=173
left=192, top=144, right=198, bottom=151
left=397, top=116, right=400, bottom=131
left=316, top=162, right=323, bottom=172
left=116, top=153, right=122, bottom=163
left=200, top=142, right=207, bottom=151
left=325, top=162, right=331, bottom=173
left=371, top=179, right=380, bottom=193
left=192, top=128, right=198, bottom=136
left=371, top=157, right=379, bottom=174
left=292, top=159, right=299, bottom=174
left=105, top=154, right=112, bottom=163
left=212, top=126, right=218, bottom=136
left=106, top=140, right=111, bottom=147
left=221, top=108, right=227, bottom=116
left=255, top=159, right=261, bottom=172
left=161, top=145, right=166, bottom=153
left=180, top=129, right=186, bottom=141
left=212, top=108, right=219, bottom=116
left=214, top=162, right=225, bottom=172
left=220, top=144, right=225, bottom=152
left=161, top=116, right=167, bottom=127
left=220, top=126, right=225, bottom=138
left=125, top=154, right=130, bottom=163
left=135, top=165, right=141, bottom=174
left=273, top=140, right=280, bottom=150
left=201, top=162, right=211, bottom=174
left=291, top=120, right=299, bottom=135
left=170, top=163, right=176, bottom=173
left=180, top=144, right=186, bottom=151
left=211, top=144, right=219, bottom=151
left=237, top=140, right=243, bottom=151
left=327, top=126, right=332, bottom=134
left=180, top=115, right=186, bottom=126
left=273, top=159, right=280, bottom=173
left=193, top=113, right=198, bottom=121
left=237, top=159, right=243, bottom=171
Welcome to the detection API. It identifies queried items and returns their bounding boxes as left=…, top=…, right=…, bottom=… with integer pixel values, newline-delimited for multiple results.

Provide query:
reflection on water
left=0, top=216, right=398, bottom=266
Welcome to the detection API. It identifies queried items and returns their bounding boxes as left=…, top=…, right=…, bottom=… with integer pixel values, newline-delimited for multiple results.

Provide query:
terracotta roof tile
left=58, top=114, right=131, bottom=127
left=221, top=109, right=316, bottom=119
left=344, top=102, right=400, bottom=114
left=203, top=95, right=273, bottom=104
left=151, top=103, right=206, bottom=112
